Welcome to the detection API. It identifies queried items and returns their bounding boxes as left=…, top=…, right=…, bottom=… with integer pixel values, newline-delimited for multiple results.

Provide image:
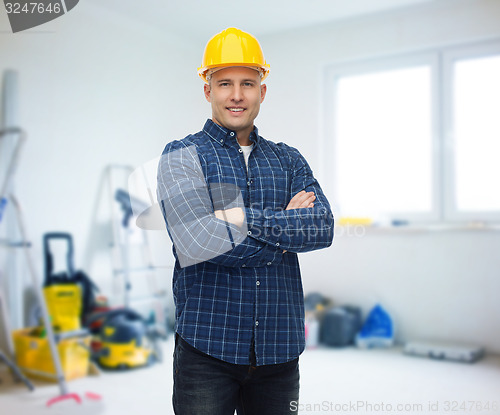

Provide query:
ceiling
left=86, top=0, right=436, bottom=43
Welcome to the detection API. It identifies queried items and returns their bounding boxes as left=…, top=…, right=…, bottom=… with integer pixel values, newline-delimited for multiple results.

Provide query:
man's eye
left=219, top=82, right=230, bottom=87
left=243, top=82, right=254, bottom=87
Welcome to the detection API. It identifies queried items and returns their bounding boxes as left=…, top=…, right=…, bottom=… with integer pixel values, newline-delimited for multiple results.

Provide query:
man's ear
left=204, top=83, right=211, bottom=102
left=260, top=83, right=267, bottom=103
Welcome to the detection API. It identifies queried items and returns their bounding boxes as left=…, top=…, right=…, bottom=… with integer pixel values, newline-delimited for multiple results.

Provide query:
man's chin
left=225, top=122, right=250, bottom=133
left=213, top=115, right=253, bottom=135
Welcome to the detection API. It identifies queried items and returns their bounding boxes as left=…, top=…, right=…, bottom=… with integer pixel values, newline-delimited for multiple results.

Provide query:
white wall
left=258, top=0, right=500, bottom=352
left=0, top=3, right=206, bottom=346
left=1, top=0, right=499, bottom=354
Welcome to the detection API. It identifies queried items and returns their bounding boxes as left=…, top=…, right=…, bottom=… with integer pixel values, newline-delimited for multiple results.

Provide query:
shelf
left=334, top=223, right=500, bottom=236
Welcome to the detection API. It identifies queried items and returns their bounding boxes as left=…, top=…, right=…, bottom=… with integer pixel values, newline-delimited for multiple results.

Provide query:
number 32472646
left=5, top=2, right=62, bottom=14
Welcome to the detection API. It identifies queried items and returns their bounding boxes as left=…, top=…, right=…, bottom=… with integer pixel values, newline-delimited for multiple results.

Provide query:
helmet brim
left=198, top=63, right=270, bottom=83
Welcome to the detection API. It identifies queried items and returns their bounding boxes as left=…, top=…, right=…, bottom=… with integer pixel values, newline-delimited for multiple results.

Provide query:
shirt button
left=256, top=281, right=260, bottom=286
left=255, top=321, right=259, bottom=327
left=267, top=262, right=272, bottom=266
left=220, top=139, right=223, bottom=143
left=247, top=181, right=251, bottom=186
left=230, top=132, right=235, bottom=137
left=239, top=148, right=243, bottom=153
left=242, top=264, right=246, bottom=267
left=275, top=242, right=280, bottom=247
left=247, top=231, right=252, bottom=235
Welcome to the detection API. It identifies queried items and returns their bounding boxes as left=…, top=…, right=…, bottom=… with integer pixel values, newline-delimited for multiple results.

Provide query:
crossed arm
left=158, top=142, right=333, bottom=268
left=214, top=190, right=316, bottom=227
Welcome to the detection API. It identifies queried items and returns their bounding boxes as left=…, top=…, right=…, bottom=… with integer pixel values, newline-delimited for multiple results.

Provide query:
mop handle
left=0, top=128, right=26, bottom=222
left=0, top=129, right=68, bottom=396
left=10, top=194, right=69, bottom=396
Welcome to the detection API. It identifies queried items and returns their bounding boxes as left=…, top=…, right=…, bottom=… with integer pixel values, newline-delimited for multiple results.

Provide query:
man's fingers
left=287, top=190, right=305, bottom=206
left=286, top=191, right=316, bottom=210
left=290, top=192, right=314, bottom=208
left=294, top=192, right=315, bottom=207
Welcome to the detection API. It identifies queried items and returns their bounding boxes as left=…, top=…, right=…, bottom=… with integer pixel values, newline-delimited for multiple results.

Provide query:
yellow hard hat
left=198, top=27, right=270, bottom=83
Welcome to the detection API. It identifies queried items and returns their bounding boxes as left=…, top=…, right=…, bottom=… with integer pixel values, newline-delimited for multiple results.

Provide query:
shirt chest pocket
left=202, top=157, right=291, bottom=211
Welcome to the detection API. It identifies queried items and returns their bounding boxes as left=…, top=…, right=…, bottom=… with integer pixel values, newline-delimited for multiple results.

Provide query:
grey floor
left=1, top=337, right=500, bottom=415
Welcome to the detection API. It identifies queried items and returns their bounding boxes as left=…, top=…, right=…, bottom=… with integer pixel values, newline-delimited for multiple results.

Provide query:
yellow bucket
left=13, top=327, right=90, bottom=381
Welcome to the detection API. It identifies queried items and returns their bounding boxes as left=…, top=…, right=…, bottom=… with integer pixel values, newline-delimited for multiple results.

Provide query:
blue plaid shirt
left=157, top=119, right=334, bottom=365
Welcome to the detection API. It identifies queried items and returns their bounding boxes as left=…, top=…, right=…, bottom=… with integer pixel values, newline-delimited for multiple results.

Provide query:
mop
left=0, top=128, right=101, bottom=407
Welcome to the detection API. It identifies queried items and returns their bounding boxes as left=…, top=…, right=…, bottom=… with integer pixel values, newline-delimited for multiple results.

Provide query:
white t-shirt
left=239, top=144, right=254, bottom=171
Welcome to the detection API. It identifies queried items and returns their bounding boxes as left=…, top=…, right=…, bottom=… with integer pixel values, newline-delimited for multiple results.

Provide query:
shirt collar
left=203, top=119, right=260, bottom=147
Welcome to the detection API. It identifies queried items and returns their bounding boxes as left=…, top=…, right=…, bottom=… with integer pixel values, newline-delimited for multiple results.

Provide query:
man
left=157, top=27, right=334, bottom=415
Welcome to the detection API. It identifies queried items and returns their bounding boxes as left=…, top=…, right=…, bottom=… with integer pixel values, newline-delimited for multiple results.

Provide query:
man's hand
left=286, top=190, right=315, bottom=210
left=214, top=207, right=245, bottom=228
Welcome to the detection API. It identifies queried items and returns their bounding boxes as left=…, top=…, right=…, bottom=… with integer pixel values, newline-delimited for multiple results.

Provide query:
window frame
left=323, top=40, right=500, bottom=225
left=442, top=41, right=500, bottom=223
left=323, top=52, right=442, bottom=224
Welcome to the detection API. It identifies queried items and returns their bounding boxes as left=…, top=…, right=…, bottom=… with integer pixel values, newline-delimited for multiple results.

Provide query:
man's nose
left=231, top=85, right=243, bottom=102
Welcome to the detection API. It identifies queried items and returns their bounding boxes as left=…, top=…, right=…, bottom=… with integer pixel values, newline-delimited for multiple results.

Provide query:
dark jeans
left=173, top=334, right=300, bottom=415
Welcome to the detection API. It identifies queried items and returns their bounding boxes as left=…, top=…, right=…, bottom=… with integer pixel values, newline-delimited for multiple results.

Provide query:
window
left=325, top=41, right=500, bottom=224
left=335, top=65, right=434, bottom=219
left=444, top=45, right=500, bottom=222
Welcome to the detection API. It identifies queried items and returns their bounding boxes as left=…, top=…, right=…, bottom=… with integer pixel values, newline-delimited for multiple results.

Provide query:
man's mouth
left=227, top=107, right=245, bottom=113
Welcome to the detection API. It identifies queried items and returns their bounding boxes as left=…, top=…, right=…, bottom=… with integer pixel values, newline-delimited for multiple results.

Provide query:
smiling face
left=204, top=66, right=267, bottom=145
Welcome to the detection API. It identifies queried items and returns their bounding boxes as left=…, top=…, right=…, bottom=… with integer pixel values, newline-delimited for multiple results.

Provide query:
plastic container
left=13, top=327, right=90, bottom=381
left=320, top=306, right=362, bottom=347
left=305, top=313, right=320, bottom=349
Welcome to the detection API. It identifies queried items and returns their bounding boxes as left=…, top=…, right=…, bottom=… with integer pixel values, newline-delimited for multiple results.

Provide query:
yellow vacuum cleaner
left=92, top=308, right=164, bottom=370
